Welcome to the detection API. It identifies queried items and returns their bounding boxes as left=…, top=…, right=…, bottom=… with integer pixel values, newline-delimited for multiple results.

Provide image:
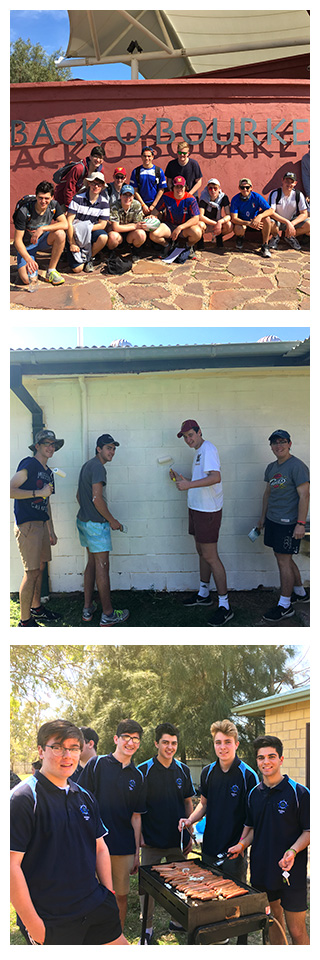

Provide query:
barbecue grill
left=139, top=858, right=270, bottom=944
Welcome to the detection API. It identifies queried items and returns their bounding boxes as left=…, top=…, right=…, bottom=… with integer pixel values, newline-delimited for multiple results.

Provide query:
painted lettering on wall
left=11, top=116, right=309, bottom=148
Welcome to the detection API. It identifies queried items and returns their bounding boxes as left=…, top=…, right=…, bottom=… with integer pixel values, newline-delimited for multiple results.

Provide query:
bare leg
left=268, top=899, right=287, bottom=944
left=83, top=549, right=96, bottom=608
left=47, top=229, right=66, bottom=270
left=197, top=541, right=228, bottom=596
left=274, top=553, right=296, bottom=597
left=93, top=551, right=113, bottom=615
left=284, top=909, right=309, bottom=945
left=115, top=893, right=128, bottom=931
left=19, top=568, right=41, bottom=620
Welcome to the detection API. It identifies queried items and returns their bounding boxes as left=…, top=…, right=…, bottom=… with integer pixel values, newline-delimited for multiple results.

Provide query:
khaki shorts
left=15, top=521, right=52, bottom=571
left=110, top=854, right=135, bottom=896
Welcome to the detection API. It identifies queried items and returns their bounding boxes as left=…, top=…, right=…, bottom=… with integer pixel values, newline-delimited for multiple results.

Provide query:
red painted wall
left=10, top=78, right=309, bottom=237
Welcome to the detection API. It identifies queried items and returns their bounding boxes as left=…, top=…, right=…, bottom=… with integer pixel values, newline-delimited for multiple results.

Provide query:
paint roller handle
left=52, top=467, right=66, bottom=478
left=169, top=468, right=179, bottom=482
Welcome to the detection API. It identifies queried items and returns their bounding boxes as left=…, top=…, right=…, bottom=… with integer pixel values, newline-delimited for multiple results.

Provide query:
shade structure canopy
left=60, top=9, right=310, bottom=78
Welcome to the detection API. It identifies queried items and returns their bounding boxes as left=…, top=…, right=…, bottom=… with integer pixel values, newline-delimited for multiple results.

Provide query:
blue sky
left=10, top=9, right=141, bottom=80
left=10, top=327, right=310, bottom=350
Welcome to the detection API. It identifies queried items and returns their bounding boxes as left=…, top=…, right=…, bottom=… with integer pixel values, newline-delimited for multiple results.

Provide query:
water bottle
left=248, top=526, right=261, bottom=542
left=119, top=524, right=128, bottom=533
left=28, top=269, right=39, bottom=292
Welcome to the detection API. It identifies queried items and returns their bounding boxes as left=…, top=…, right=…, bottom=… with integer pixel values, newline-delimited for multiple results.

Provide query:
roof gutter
left=10, top=364, right=44, bottom=441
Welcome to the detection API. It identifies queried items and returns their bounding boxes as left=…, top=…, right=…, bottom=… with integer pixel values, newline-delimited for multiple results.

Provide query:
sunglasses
left=115, top=175, right=125, bottom=180
left=178, top=151, right=189, bottom=156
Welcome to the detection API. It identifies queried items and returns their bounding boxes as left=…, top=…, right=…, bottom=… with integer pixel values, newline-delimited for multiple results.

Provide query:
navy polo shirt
left=137, top=756, right=195, bottom=849
left=10, top=772, right=108, bottom=923
left=200, top=756, right=259, bottom=857
left=246, top=774, right=310, bottom=891
left=78, top=753, right=146, bottom=855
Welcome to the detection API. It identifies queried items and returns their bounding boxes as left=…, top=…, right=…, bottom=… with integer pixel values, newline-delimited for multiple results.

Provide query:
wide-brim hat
left=29, top=429, right=64, bottom=453
left=84, top=171, right=106, bottom=185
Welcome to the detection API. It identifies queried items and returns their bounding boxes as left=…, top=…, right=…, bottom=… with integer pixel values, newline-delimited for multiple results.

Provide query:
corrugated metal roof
left=10, top=339, right=310, bottom=377
left=235, top=686, right=310, bottom=716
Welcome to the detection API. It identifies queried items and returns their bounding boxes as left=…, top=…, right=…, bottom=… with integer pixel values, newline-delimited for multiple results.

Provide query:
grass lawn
left=10, top=868, right=310, bottom=945
left=10, top=588, right=309, bottom=628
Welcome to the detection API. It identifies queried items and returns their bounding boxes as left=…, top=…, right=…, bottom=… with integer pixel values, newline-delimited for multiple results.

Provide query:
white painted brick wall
left=10, top=367, right=310, bottom=594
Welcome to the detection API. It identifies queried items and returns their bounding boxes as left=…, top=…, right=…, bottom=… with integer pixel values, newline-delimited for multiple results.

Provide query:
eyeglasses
left=178, top=151, right=189, bottom=156
left=45, top=744, right=81, bottom=757
left=120, top=735, right=140, bottom=744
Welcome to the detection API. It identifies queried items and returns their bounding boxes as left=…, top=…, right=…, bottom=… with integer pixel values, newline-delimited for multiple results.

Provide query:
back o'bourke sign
left=11, top=115, right=309, bottom=148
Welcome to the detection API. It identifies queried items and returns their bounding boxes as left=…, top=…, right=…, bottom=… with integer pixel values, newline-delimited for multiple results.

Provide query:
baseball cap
left=96, top=433, right=119, bottom=448
left=85, top=171, right=106, bottom=184
left=121, top=184, right=134, bottom=195
left=283, top=171, right=296, bottom=180
left=173, top=176, right=186, bottom=186
left=239, top=177, right=252, bottom=187
left=141, top=146, right=155, bottom=155
left=114, top=166, right=126, bottom=176
left=29, top=429, right=64, bottom=452
left=268, top=429, right=291, bottom=443
left=208, top=178, right=220, bottom=186
left=177, top=419, right=200, bottom=438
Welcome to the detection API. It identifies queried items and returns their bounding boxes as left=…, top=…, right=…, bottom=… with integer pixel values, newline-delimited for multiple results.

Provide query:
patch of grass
left=10, top=588, right=309, bottom=628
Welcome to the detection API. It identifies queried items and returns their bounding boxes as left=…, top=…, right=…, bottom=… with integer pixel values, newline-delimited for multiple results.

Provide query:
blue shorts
left=77, top=518, right=112, bottom=553
left=16, top=231, right=52, bottom=268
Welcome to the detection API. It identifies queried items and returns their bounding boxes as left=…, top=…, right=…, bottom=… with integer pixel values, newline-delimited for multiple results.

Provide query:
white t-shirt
left=188, top=440, right=223, bottom=512
left=269, top=188, right=306, bottom=221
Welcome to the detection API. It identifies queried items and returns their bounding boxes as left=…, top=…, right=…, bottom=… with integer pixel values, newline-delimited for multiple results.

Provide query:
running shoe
left=285, top=236, right=301, bottom=250
left=260, top=243, right=271, bottom=258
left=262, top=604, right=295, bottom=622
left=182, top=592, right=213, bottom=607
left=30, top=605, right=62, bottom=622
left=82, top=601, right=97, bottom=622
left=268, top=236, right=280, bottom=250
left=138, top=930, right=153, bottom=945
left=46, top=268, right=65, bottom=284
left=84, top=260, right=94, bottom=272
left=236, top=236, right=244, bottom=251
left=290, top=588, right=310, bottom=604
left=208, top=606, right=234, bottom=626
left=18, top=617, right=40, bottom=627
left=99, top=608, right=129, bottom=626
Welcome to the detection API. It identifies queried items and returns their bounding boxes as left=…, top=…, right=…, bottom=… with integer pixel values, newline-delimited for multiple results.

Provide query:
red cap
left=173, top=176, right=186, bottom=186
left=177, top=419, right=200, bottom=437
left=114, top=166, right=126, bottom=176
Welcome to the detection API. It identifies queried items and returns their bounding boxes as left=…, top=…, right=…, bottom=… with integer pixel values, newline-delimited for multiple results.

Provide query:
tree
left=10, top=37, right=71, bottom=83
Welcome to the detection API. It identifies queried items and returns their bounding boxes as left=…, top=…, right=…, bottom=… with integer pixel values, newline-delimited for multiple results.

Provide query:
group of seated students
left=13, top=140, right=310, bottom=285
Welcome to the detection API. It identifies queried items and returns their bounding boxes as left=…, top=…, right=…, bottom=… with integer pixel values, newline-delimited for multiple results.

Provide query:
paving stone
left=10, top=275, right=113, bottom=310
left=297, top=281, right=310, bottom=295
left=208, top=280, right=238, bottom=291
left=240, top=277, right=274, bottom=290
left=226, top=259, right=261, bottom=277
left=132, top=260, right=169, bottom=276
left=266, top=290, right=299, bottom=303
left=118, top=284, right=170, bottom=304
left=183, top=282, right=205, bottom=296
left=152, top=301, right=178, bottom=310
left=245, top=302, right=295, bottom=311
left=298, top=297, right=310, bottom=310
left=174, top=294, right=203, bottom=310
left=276, top=271, right=300, bottom=287
left=209, top=289, right=260, bottom=310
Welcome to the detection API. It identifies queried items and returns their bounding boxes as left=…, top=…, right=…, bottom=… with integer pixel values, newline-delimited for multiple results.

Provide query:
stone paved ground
left=10, top=237, right=310, bottom=311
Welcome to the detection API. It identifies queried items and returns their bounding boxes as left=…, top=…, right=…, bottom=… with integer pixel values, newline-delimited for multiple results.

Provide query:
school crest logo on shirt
left=230, top=784, right=240, bottom=797
left=79, top=803, right=91, bottom=820
left=278, top=800, right=288, bottom=814
left=176, top=778, right=183, bottom=789
left=128, top=779, right=136, bottom=791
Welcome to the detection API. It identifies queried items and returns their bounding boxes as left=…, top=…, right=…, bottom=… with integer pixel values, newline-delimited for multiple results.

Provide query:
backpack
left=269, top=186, right=301, bottom=217
left=134, top=165, right=161, bottom=188
left=52, top=160, right=86, bottom=185
left=12, top=195, right=57, bottom=224
left=103, top=252, right=133, bottom=275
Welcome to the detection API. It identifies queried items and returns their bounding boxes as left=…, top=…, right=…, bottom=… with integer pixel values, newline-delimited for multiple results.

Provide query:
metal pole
left=131, top=57, right=139, bottom=79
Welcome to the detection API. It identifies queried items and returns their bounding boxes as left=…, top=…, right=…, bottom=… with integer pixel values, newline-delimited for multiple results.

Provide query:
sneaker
left=290, top=588, right=310, bottom=604
left=160, top=241, right=173, bottom=259
left=84, top=260, right=94, bottom=272
left=99, top=608, right=130, bottom=626
left=263, top=604, right=295, bottom=622
left=183, top=592, right=213, bottom=607
left=260, top=243, right=271, bottom=258
left=46, top=268, right=65, bottom=285
left=236, top=236, right=243, bottom=251
left=82, top=601, right=97, bottom=622
left=208, top=606, right=234, bottom=626
left=30, top=605, right=61, bottom=622
left=139, top=930, right=153, bottom=945
left=285, top=236, right=301, bottom=250
left=268, top=235, right=280, bottom=250
left=18, top=617, right=40, bottom=627
left=169, top=920, right=184, bottom=931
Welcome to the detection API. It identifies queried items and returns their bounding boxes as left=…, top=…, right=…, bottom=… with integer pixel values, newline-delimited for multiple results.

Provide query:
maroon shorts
left=188, top=508, right=222, bottom=543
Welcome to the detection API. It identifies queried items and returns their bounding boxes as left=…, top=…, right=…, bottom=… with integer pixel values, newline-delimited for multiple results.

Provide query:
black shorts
left=188, top=508, right=222, bottom=543
left=264, top=517, right=300, bottom=555
left=256, top=883, right=307, bottom=913
left=35, top=891, right=121, bottom=945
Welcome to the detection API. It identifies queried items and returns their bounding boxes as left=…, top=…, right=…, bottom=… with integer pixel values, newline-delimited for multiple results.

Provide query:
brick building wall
left=10, top=364, right=310, bottom=594
left=265, top=701, right=310, bottom=785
